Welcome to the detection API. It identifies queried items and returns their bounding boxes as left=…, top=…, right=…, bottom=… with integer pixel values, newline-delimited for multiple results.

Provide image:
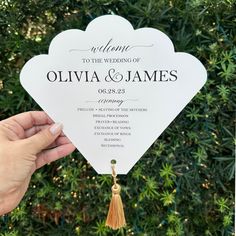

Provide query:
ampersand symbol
left=105, top=68, right=123, bottom=82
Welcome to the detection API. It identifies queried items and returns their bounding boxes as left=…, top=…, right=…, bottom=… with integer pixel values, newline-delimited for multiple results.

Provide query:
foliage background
left=0, top=0, right=235, bottom=235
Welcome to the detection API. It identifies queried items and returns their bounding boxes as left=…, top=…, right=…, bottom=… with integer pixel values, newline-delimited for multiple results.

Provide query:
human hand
left=0, top=111, right=75, bottom=215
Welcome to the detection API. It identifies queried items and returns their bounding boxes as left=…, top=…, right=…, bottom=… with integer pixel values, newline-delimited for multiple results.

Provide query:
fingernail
left=50, top=123, right=63, bottom=135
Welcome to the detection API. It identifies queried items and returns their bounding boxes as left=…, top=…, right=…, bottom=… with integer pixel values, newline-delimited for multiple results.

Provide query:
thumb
left=24, top=123, right=63, bottom=154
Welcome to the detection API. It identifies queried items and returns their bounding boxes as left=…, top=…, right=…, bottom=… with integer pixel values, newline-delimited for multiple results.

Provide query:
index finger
left=9, top=111, right=53, bottom=130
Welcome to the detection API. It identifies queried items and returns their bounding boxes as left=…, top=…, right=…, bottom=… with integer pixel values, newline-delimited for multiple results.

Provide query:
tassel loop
left=112, top=184, right=121, bottom=195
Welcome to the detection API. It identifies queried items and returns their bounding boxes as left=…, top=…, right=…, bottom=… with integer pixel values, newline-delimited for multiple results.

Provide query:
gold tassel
left=105, top=165, right=126, bottom=230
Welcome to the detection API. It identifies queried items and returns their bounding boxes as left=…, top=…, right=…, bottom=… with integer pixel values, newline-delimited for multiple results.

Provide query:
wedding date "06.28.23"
left=98, top=88, right=125, bottom=94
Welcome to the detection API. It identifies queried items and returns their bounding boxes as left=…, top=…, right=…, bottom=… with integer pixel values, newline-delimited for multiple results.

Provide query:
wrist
left=0, top=186, right=16, bottom=215
left=0, top=189, right=19, bottom=216
left=0, top=194, right=7, bottom=215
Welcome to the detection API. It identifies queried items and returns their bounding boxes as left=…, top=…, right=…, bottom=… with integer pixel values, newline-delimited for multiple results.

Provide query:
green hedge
left=0, top=0, right=235, bottom=235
